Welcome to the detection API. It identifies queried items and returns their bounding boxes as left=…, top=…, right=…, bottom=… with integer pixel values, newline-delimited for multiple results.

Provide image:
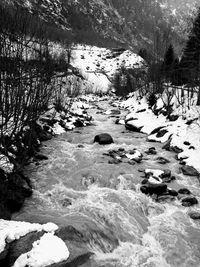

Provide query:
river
left=13, top=99, right=200, bottom=267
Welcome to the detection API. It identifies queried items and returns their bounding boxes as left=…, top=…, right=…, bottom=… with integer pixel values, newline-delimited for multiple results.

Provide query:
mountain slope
left=1, top=0, right=199, bottom=55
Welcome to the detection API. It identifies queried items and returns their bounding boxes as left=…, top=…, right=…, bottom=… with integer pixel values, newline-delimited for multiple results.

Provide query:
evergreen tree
left=164, top=44, right=175, bottom=66
left=179, top=8, right=200, bottom=85
left=162, top=44, right=175, bottom=82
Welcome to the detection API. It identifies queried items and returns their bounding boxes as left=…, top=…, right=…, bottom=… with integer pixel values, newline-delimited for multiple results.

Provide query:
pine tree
left=179, top=8, right=200, bottom=85
left=164, top=44, right=175, bottom=66
left=162, top=44, right=175, bottom=82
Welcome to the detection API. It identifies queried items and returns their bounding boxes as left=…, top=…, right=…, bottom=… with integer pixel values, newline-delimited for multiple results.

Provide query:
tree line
left=0, top=3, right=72, bottom=165
left=114, top=6, right=200, bottom=108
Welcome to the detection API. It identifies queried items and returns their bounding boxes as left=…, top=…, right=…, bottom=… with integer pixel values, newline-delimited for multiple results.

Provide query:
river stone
left=61, top=198, right=72, bottom=207
left=184, top=141, right=191, bottom=146
left=181, top=165, right=200, bottom=176
left=162, top=175, right=176, bottom=183
left=178, top=188, right=191, bottom=195
left=156, top=129, right=168, bottom=138
left=125, top=121, right=143, bottom=132
left=188, top=212, right=200, bottom=220
left=74, top=118, right=84, bottom=127
left=136, top=108, right=146, bottom=113
left=156, top=157, right=170, bottom=164
left=145, top=147, right=157, bottom=155
left=160, top=169, right=171, bottom=178
left=6, top=231, right=45, bottom=267
left=94, top=133, right=114, bottom=145
left=150, top=126, right=165, bottom=135
left=110, top=109, right=121, bottom=115
left=140, top=183, right=167, bottom=196
left=168, top=115, right=179, bottom=121
left=181, top=196, right=198, bottom=207
left=108, top=158, right=122, bottom=164
left=162, top=138, right=172, bottom=151
left=171, top=146, right=183, bottom=153
left=167, top=189, right=178, bottom=196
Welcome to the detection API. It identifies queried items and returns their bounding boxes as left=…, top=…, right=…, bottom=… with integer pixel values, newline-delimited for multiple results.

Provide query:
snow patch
left=12, top=233, right=69, bottom=267
left=0, top=220, right=58, bottom=254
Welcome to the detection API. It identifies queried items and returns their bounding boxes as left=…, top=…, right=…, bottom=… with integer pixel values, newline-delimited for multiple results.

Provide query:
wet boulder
left=181, top=196, right=198, bottom=207
left=145, top=147, right=157, bottom=155
left=162, top=175, right=176, bottom=183
left=150, top=126, right=165, bottom=135
left=162, top=138, right=172, bottom=151
left=188, top=212, right=200, bottom=220
left=61, top=198, right=72, bottom=207
left=171, top=146, right=183, bottom=153
left=108, top=158, right=122, bottom=164
left=140, top=183, right=167, bottom=196
left=125, top=121, right=143, bottom=132
left=94, top=133, right=114, bottom=145
left=156, top=129, right=168, bottom=138
left=74, top=118, right=85, bottom=128
left=5, top=231, right=45, bottom=267
left=180, top=165, right=200, bottom=176
left=183, top=141, right=191, bottom=146
left=178, top=188, right=191, bottom=195
left=167, top=189, right=178, bottom=196
left=160, top=169, right=171, bottom=178
left=168, top=115, right=179, bottom=122
left=156, top=157, right=170, bottom=164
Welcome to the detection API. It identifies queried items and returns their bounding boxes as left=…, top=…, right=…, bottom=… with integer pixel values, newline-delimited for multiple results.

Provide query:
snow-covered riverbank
left=1, top=94, right=198, bottom=267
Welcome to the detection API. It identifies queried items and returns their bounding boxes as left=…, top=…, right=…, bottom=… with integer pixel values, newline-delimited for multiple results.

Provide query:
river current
left=13, top=100, right=200, bottom=267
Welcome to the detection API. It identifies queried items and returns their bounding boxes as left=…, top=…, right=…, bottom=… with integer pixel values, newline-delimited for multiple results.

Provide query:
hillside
left=1, top=0, right=198, bottom=56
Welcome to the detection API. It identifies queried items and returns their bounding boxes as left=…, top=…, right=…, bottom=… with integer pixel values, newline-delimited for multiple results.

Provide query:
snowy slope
left=72, top=45, right=145, bottom=92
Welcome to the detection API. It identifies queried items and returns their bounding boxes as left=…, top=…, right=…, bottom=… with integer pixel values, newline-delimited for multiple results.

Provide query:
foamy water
left=13, top=100, right=200, bottom=266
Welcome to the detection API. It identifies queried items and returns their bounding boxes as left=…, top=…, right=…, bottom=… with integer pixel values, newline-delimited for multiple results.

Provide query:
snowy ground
left=120, top=90, right=200, bottom=174
left=71, top=44, right=145, bottom=92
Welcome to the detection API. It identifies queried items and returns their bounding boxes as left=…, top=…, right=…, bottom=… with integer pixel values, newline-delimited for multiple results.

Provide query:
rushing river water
left=13, top=100, right=200, bottom=267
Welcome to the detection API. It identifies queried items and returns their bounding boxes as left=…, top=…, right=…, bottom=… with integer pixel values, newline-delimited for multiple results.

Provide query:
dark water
left=13, top=100, right=200, bottom=267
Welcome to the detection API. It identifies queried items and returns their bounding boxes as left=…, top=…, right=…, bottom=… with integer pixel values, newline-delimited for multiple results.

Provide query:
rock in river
left=180, top=165, right=200, bottom=177
left=188, top=212, right=200, bottom=220
left=140, top=183, right=167, bottom=196
left=94, top=133, right=114, bottom=145
left=181, top=196, right=198, bottom=207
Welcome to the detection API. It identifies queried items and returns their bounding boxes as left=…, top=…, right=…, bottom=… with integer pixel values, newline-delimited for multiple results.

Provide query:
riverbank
left=1, top=93, right=200, bottom=267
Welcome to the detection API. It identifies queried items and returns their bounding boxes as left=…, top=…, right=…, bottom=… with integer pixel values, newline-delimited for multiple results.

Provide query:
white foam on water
left=94, top=238, right=170, bottom=267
